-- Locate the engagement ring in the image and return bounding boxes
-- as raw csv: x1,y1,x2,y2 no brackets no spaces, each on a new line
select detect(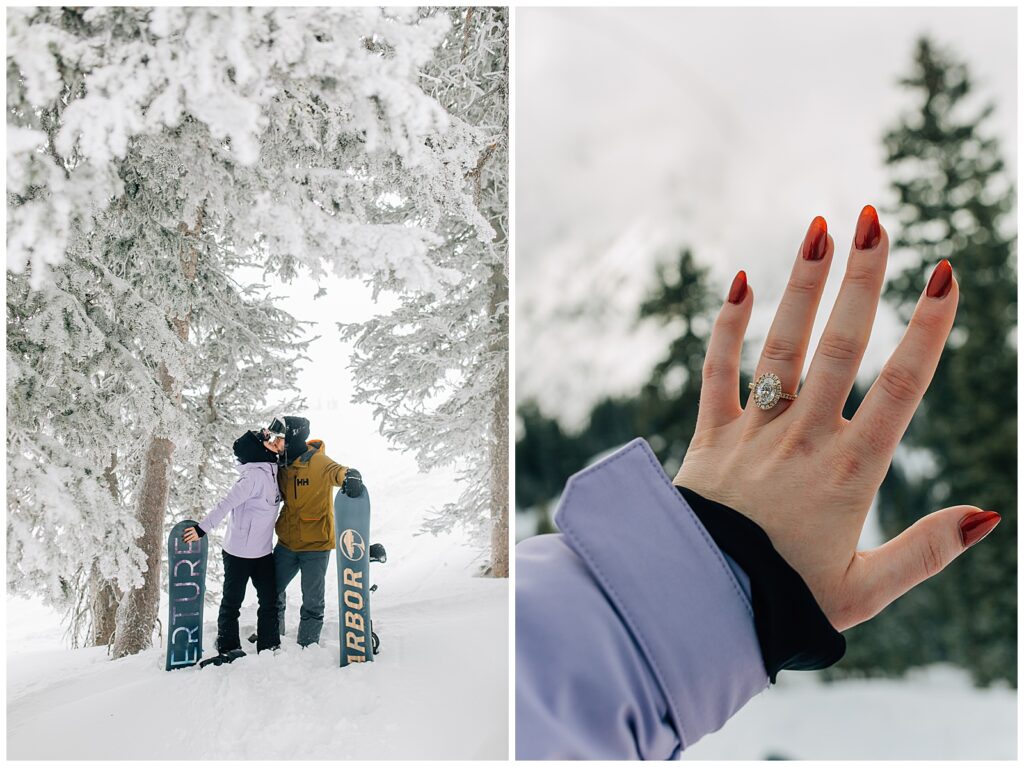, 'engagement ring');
748,372,798,411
